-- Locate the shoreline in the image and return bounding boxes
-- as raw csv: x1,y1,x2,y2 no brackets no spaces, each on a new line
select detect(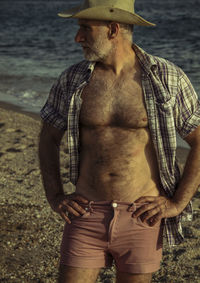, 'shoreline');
0,100,40,121
0,99,190,175
0,99,190,150
0,98,190,171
